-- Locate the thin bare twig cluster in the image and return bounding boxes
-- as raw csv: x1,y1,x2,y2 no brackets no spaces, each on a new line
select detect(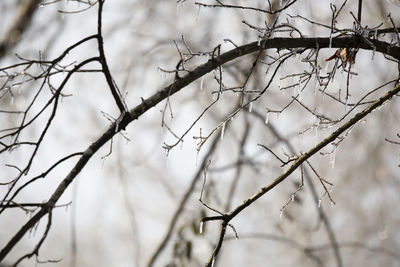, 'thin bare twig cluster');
0,0,399,266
